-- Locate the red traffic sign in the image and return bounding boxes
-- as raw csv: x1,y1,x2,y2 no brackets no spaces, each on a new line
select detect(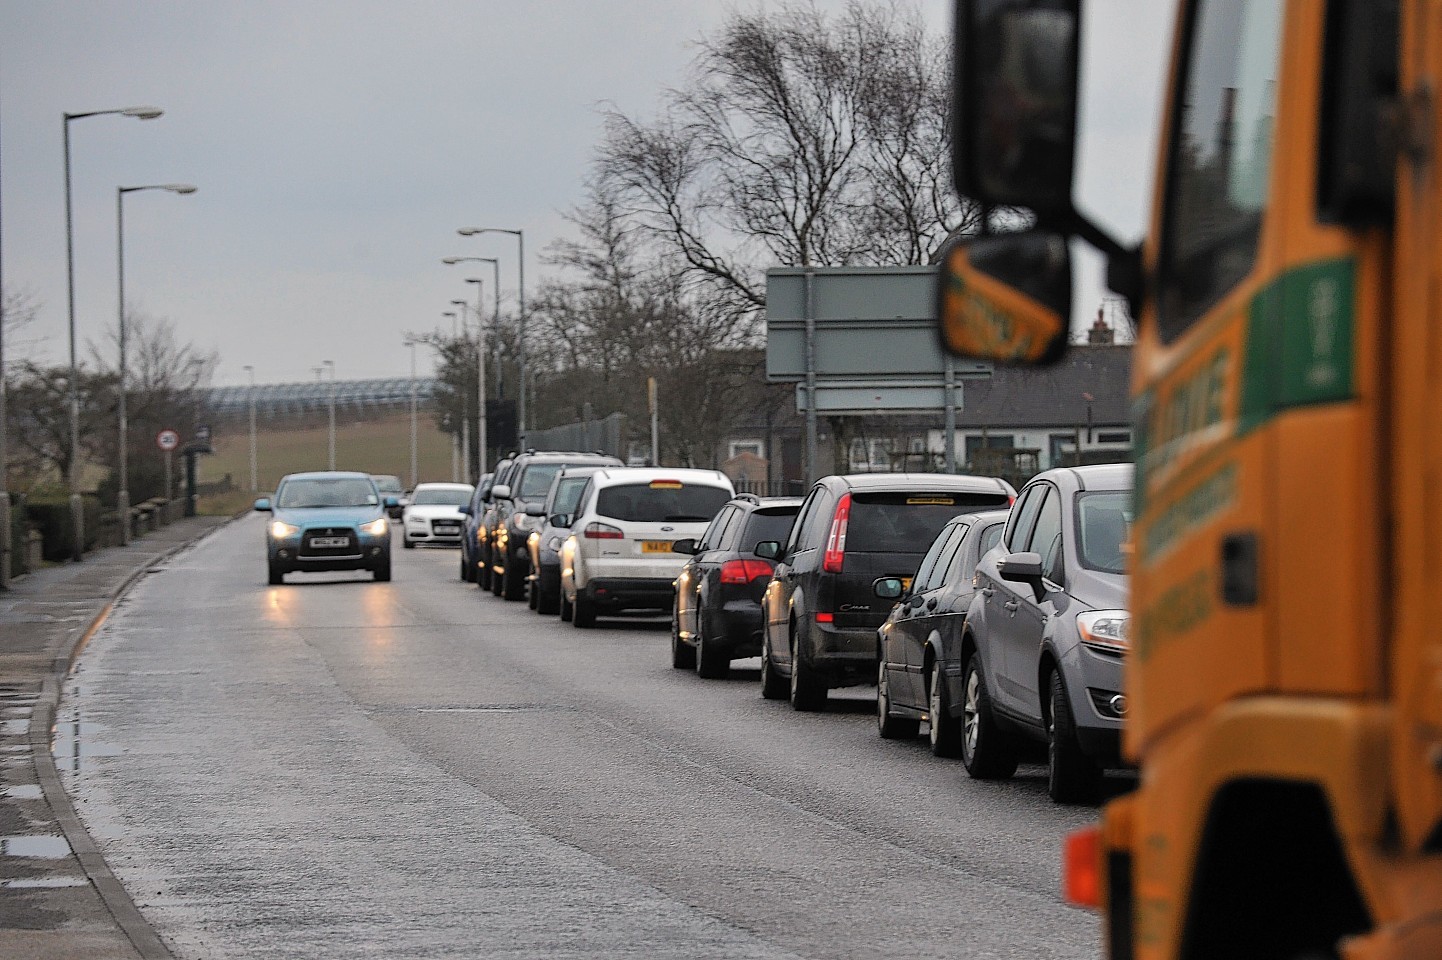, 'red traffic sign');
156,429,181,452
